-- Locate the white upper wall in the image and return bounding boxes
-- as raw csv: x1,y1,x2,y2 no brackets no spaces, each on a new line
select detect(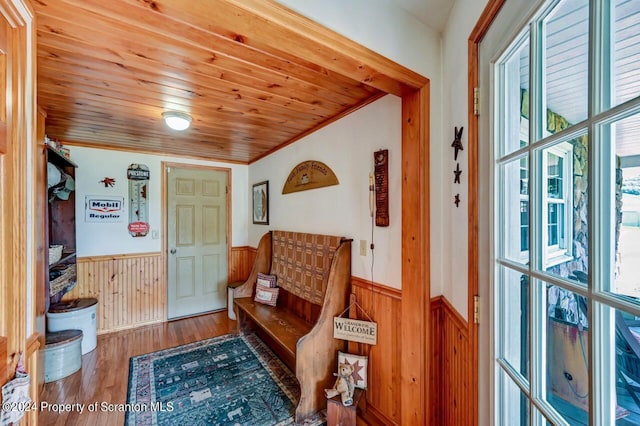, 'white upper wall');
249,95,402,288
70,146,249,257
440,0,490,319
273,0,443,292
276,0,440,78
